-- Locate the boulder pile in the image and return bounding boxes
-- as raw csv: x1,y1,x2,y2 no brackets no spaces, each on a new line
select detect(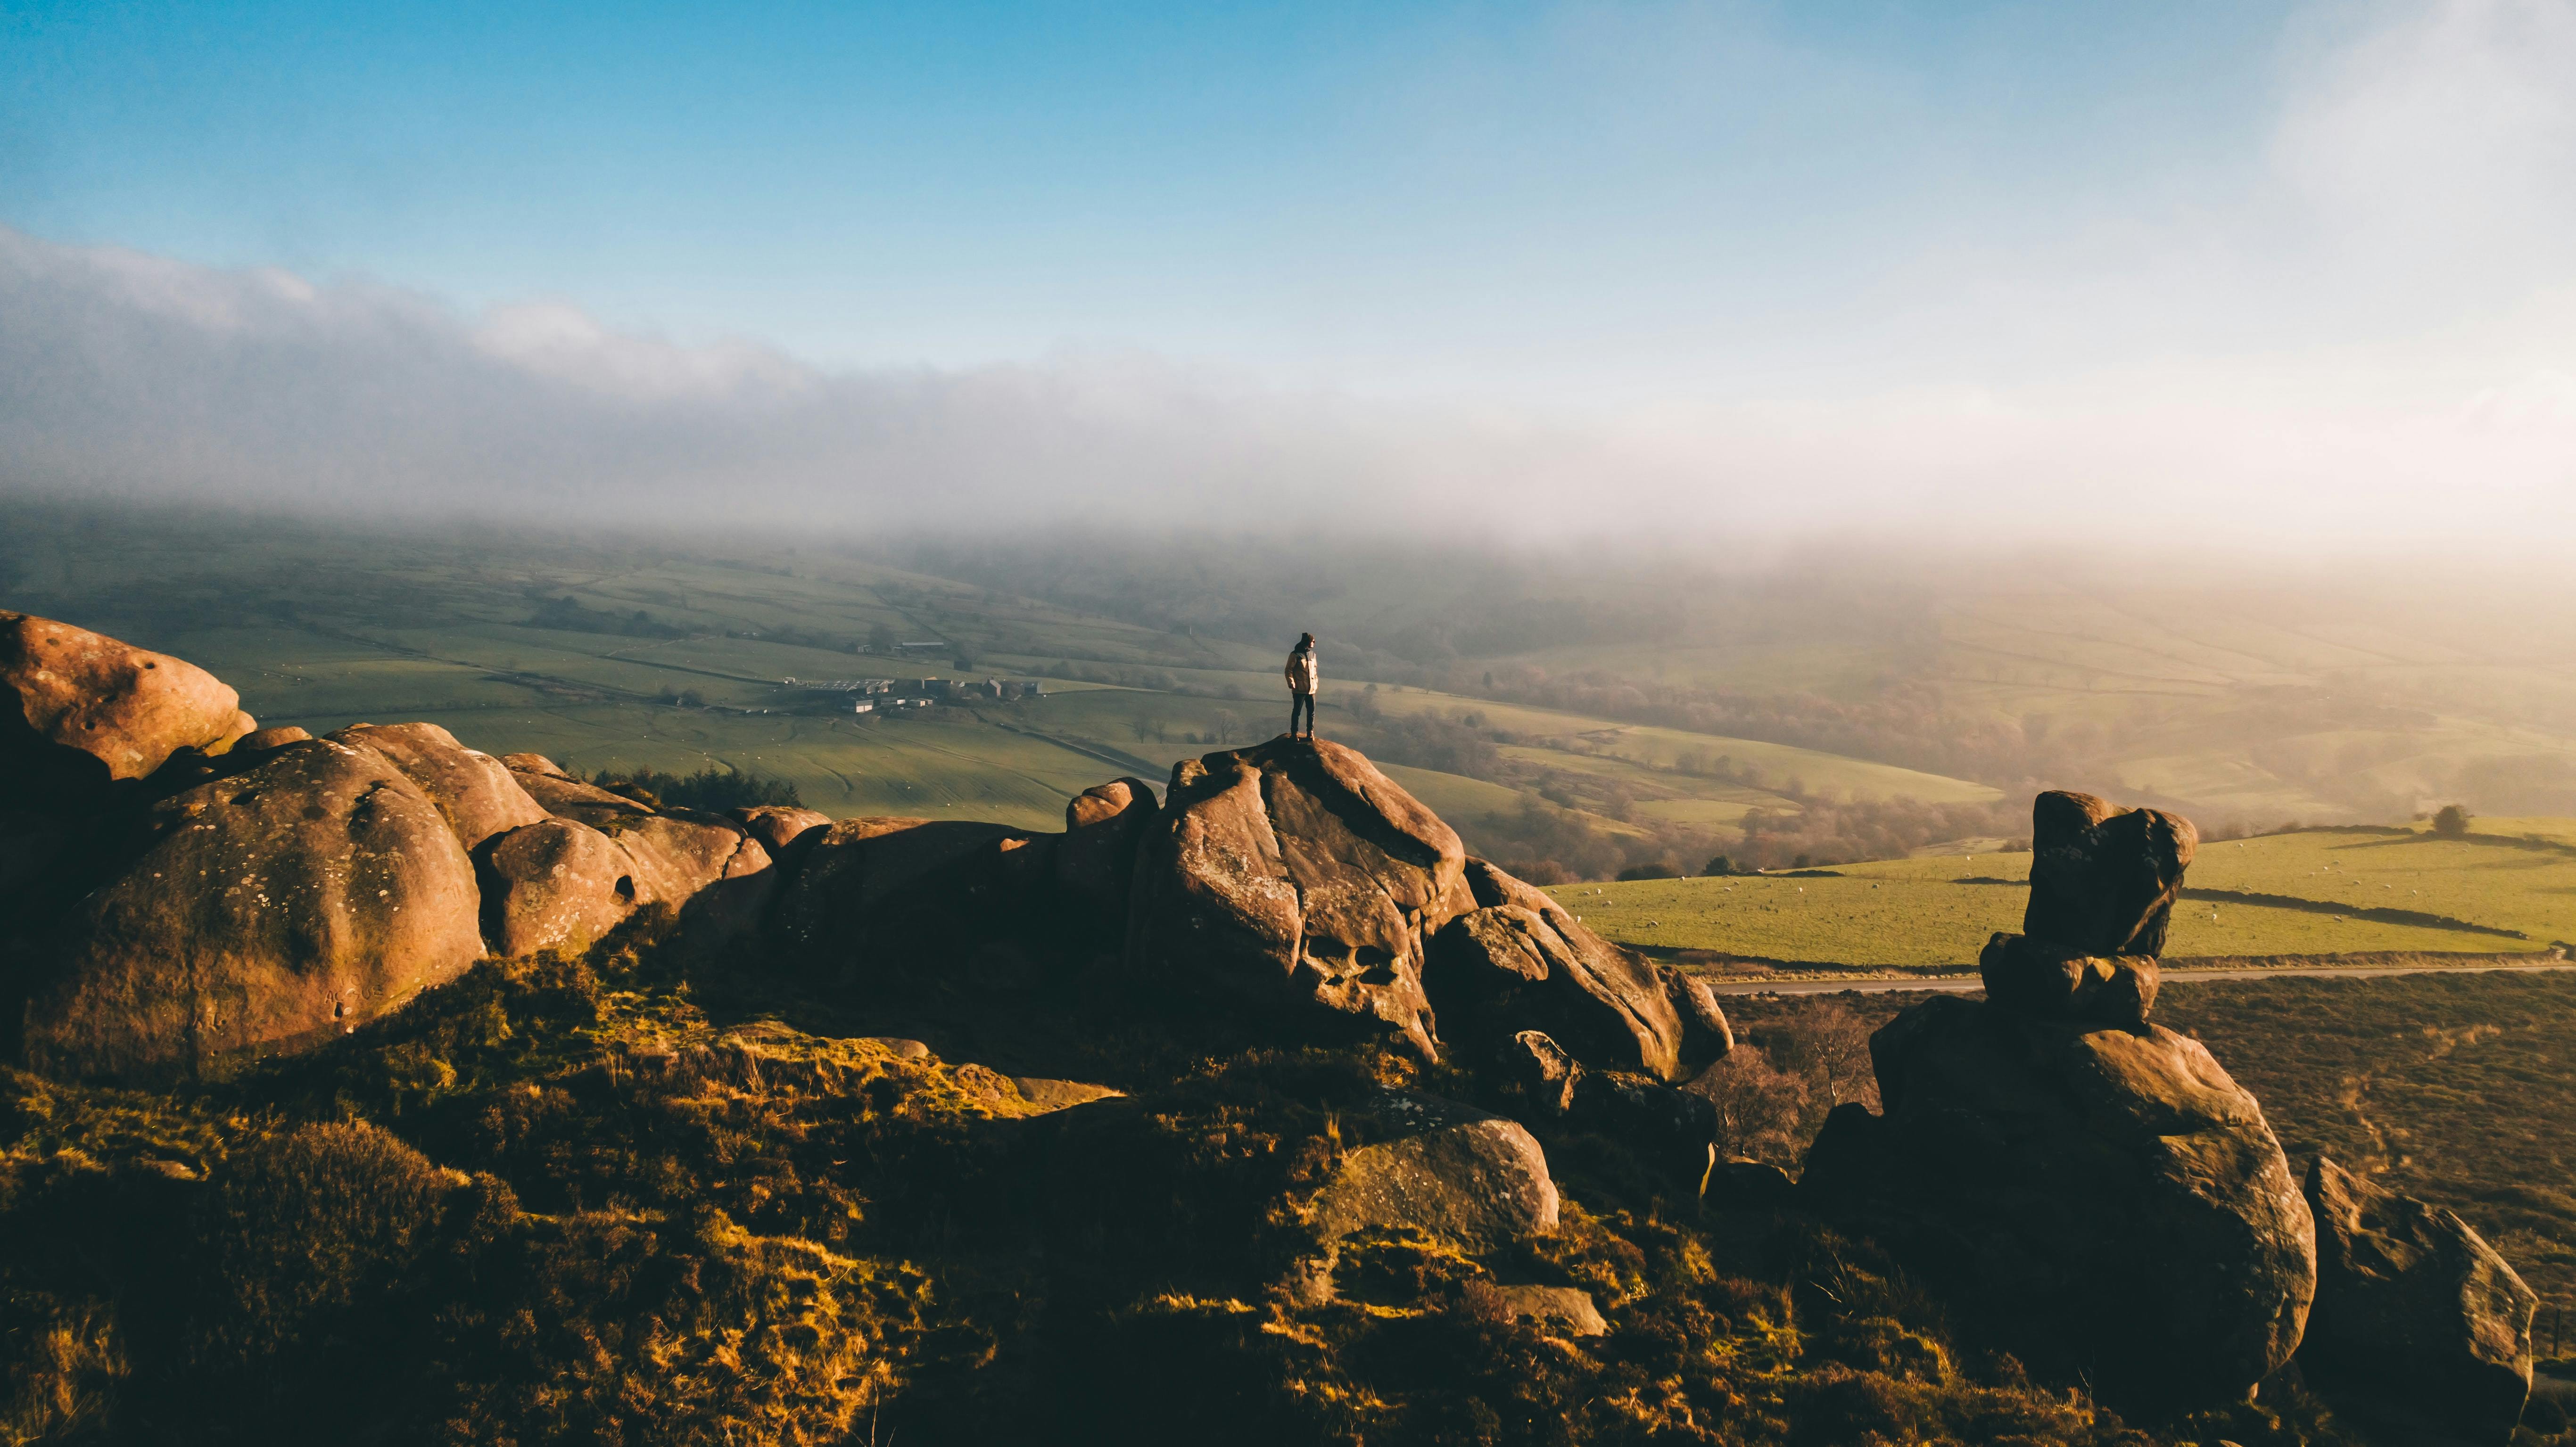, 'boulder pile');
1802,790,2317,1410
